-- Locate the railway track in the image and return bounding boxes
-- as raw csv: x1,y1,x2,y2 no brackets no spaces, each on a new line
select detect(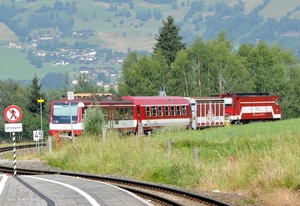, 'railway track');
0,144,231,206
